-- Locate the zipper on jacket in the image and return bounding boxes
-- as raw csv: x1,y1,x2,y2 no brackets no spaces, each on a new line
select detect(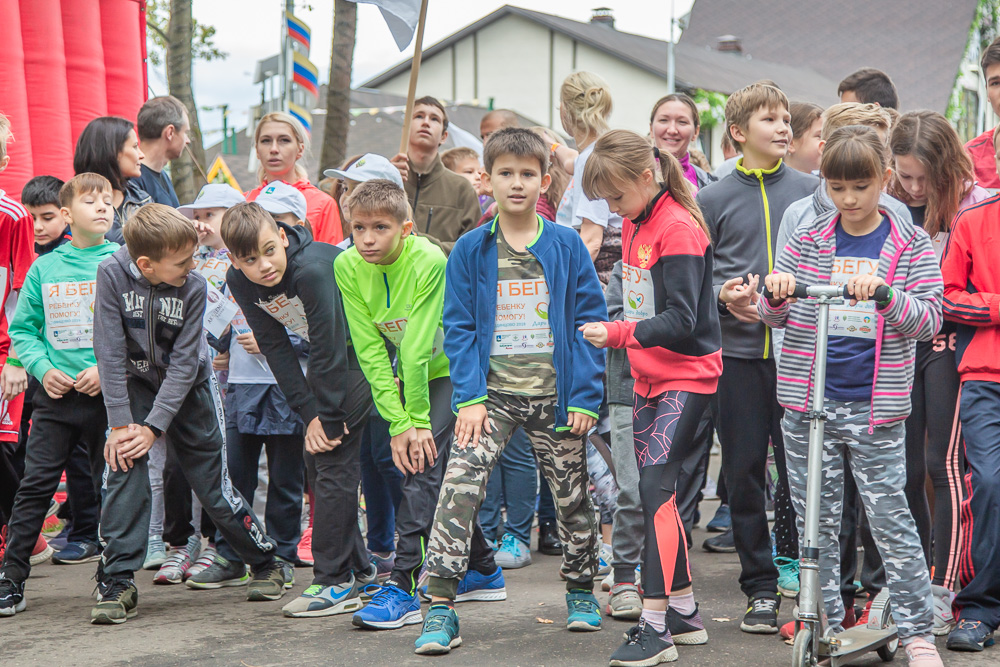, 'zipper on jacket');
146,285,163,385
383,272,391,309
413,173,424,216
755,172,774,360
